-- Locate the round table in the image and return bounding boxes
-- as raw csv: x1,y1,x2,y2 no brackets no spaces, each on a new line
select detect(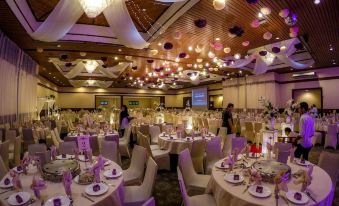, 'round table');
158,132,215,154
206,157,333,206
0,158,124,206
